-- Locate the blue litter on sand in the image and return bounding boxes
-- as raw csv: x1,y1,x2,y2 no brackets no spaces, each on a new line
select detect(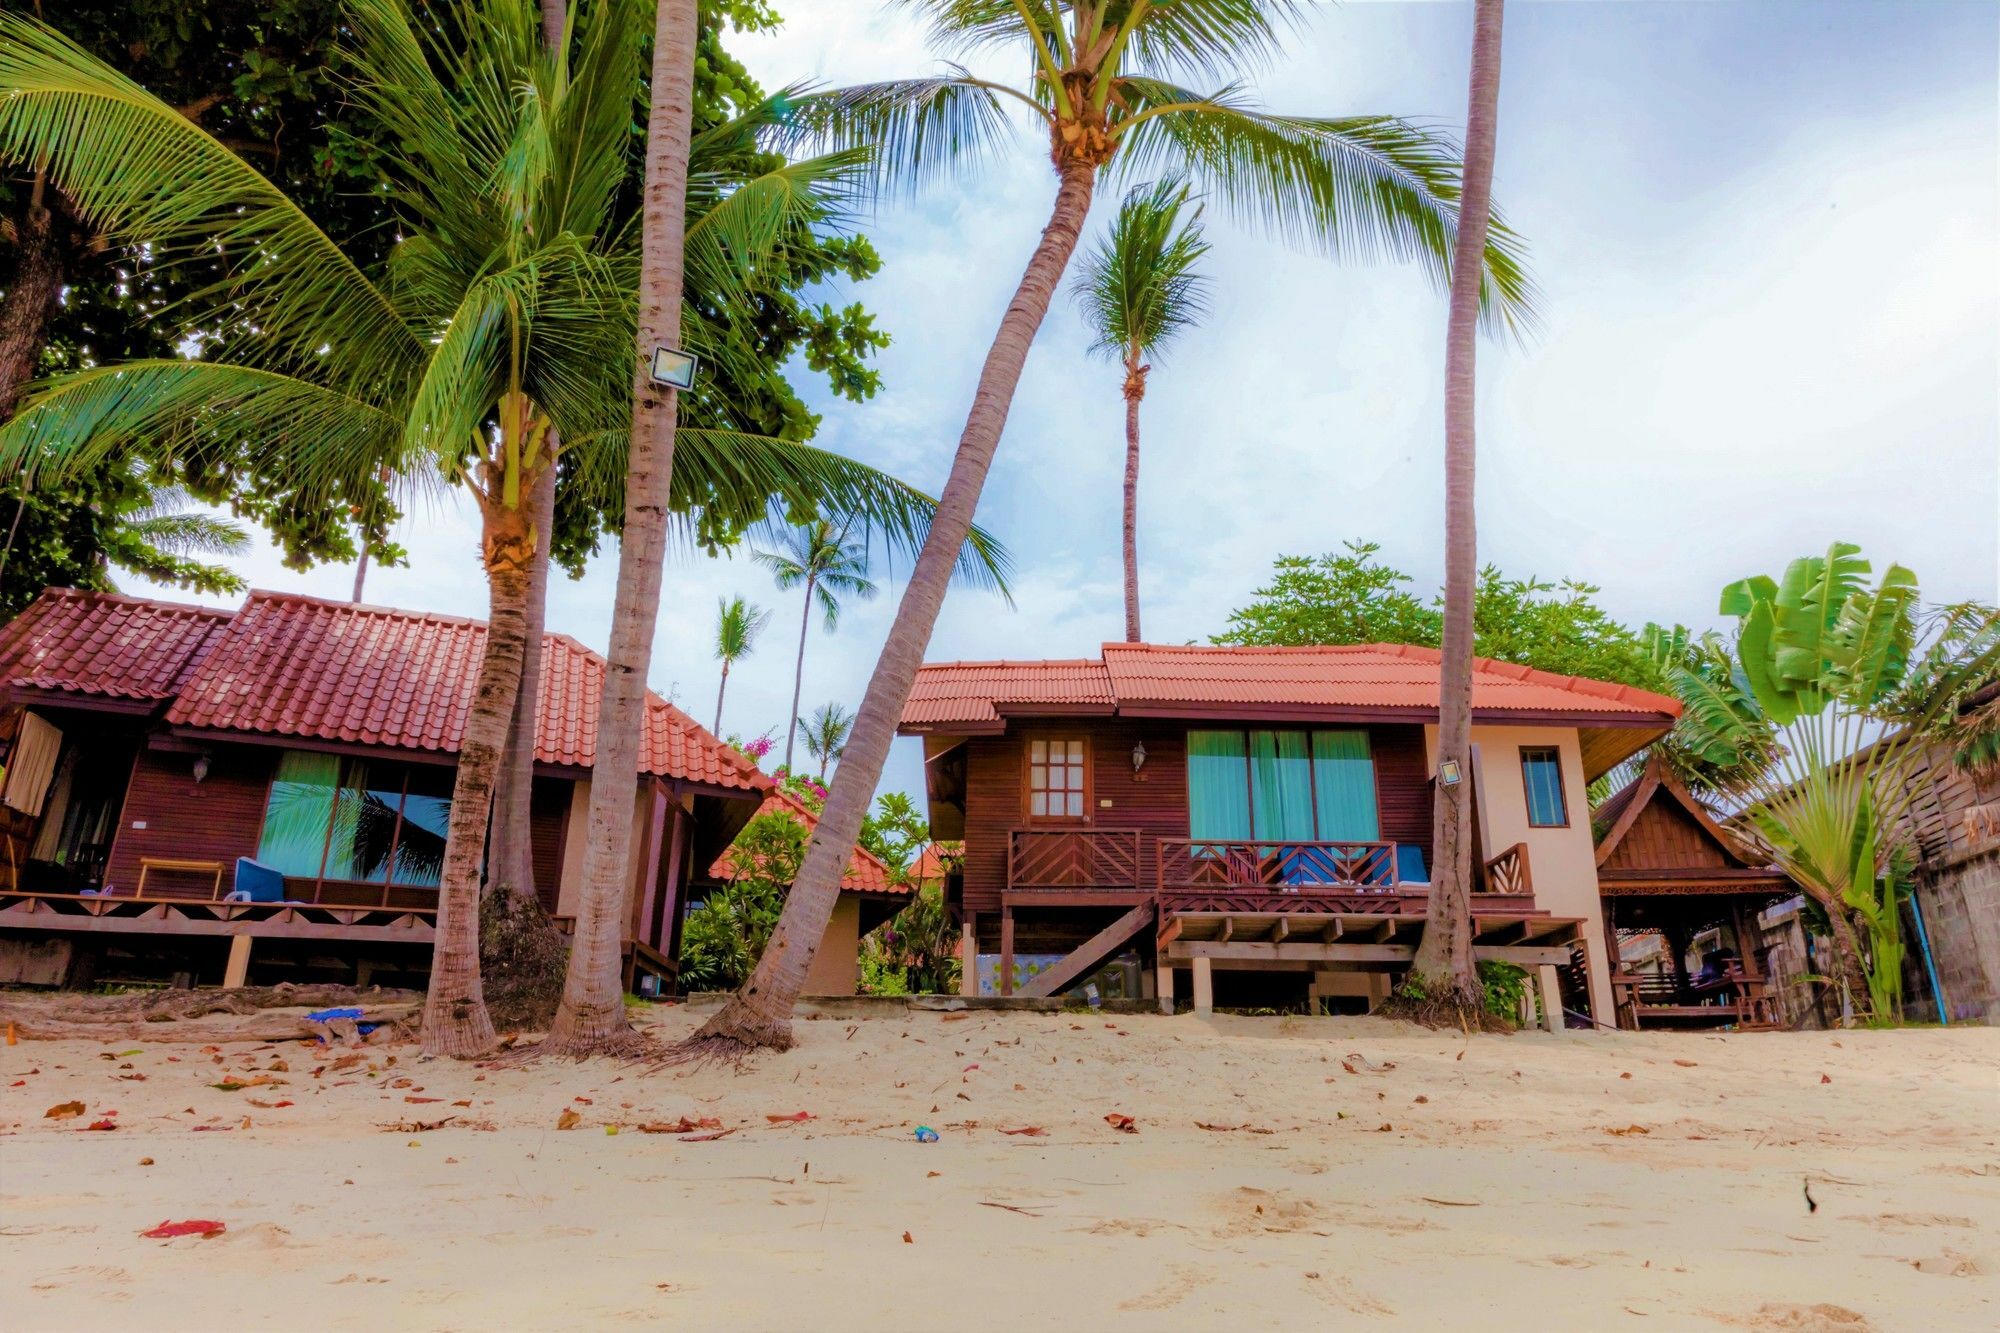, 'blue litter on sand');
914,1126,939,1143
305,1007,365,1023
